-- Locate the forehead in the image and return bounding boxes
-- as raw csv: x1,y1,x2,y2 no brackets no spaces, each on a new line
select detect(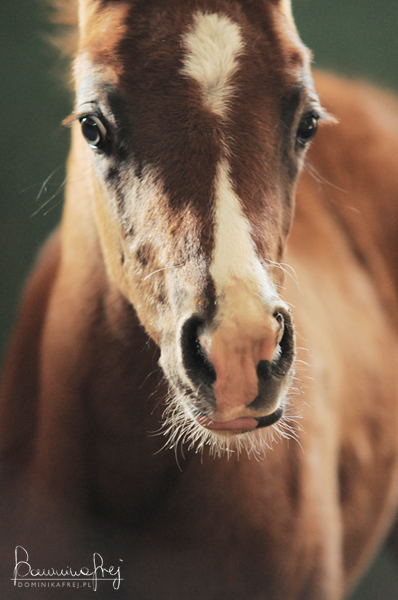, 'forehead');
77,0,311,91
76,0,315,174
75,1,317,227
